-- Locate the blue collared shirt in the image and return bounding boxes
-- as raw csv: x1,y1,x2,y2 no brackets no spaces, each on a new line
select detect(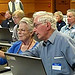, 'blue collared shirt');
60,24,75,40
23,30,75,75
